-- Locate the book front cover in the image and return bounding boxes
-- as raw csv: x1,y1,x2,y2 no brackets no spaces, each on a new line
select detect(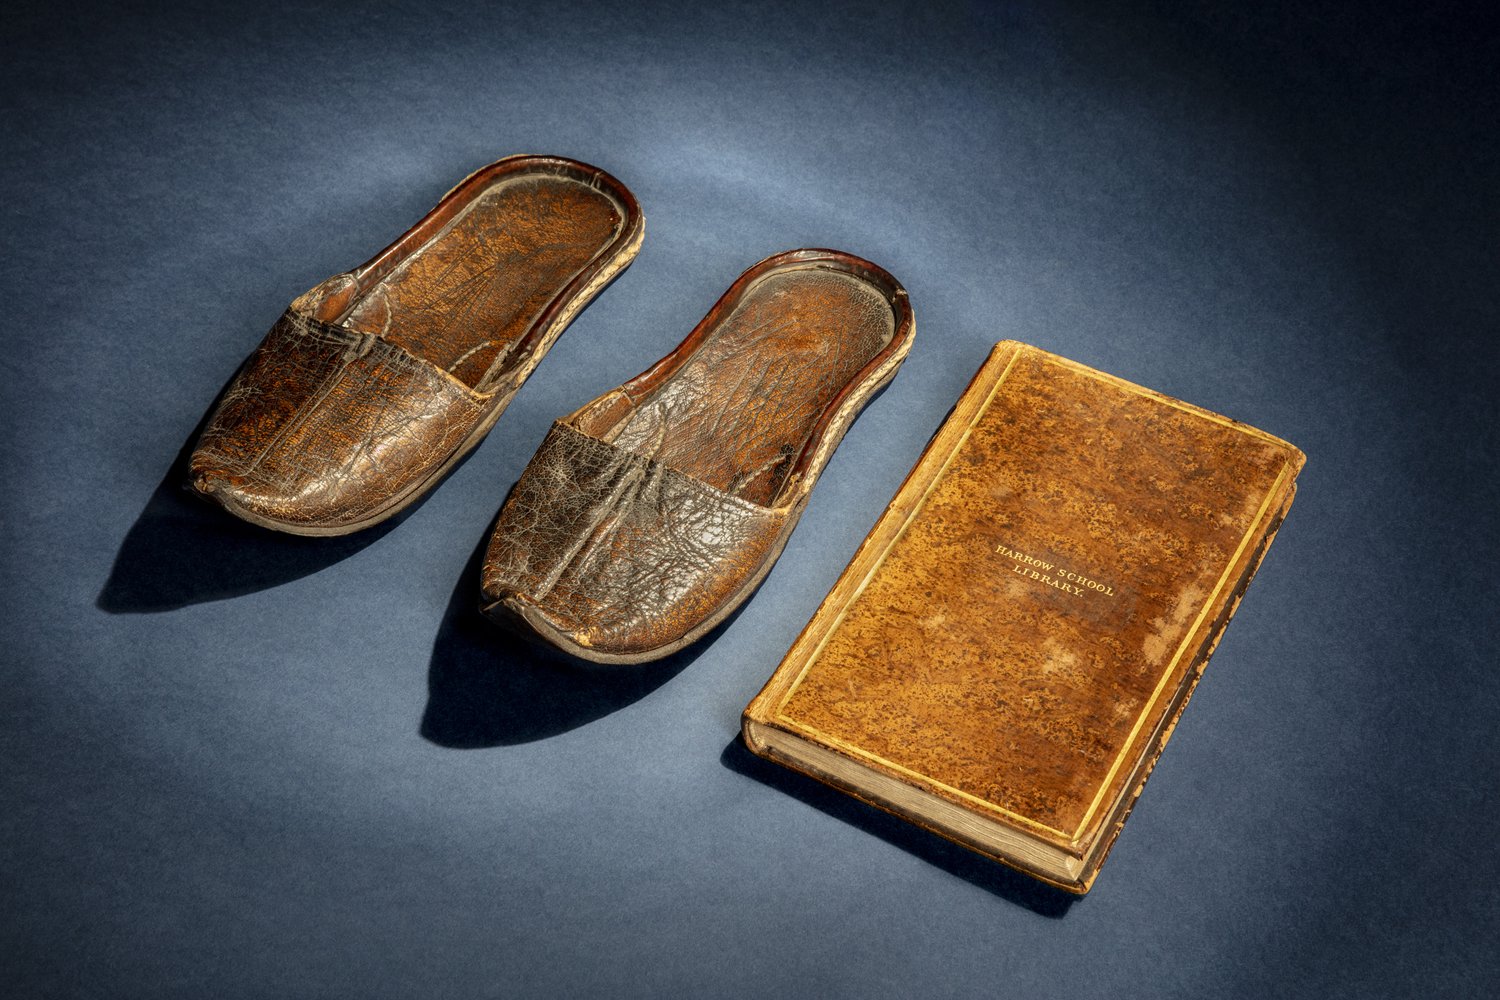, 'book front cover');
769,343,1300,853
